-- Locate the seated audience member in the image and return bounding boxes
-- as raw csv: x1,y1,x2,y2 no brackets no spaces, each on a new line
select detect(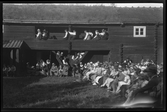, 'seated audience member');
36,29,42,40
36,62,41,71
10,65,16,77
80,62,84,75
115,70,131,94
58,65,63,77
6,65,11,77
3,64,7,76
26,62,31,74
45,59,51,76
40,60,46,70
50,63,59,76
123,65,160,105
62,64,68,77
110,69,125,93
